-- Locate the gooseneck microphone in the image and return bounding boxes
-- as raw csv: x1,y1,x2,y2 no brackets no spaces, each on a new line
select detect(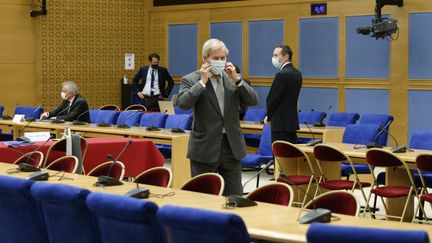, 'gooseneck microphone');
7,137,52,173
170,116,191,133
117,110,141,129
51,105,70,124
313,105,332,127
124,166,150,199
298,187,332,224
146,110,168,131
96,110,115,127
366,120,393,149
304,122,322,146
72,109,90,125
96,140,133,186
383,127,408,153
